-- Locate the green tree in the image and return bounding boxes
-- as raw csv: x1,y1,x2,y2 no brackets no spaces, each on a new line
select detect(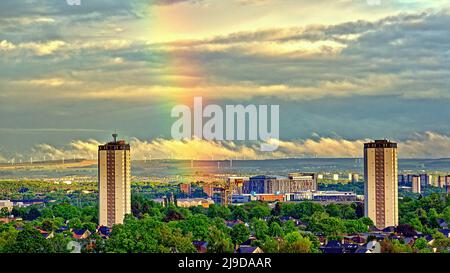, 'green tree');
343,219,368,234
249,205,270,219
281,232,313,253
413,237,428,251
207,205,232,220
269,222,284,238
231,206,248,222
381,239,412,253
260,237,281,253
282,220,297,234
0,227,18,253
0,208,9,217
206,226,234,253
231,223,250,247
106,216,195,253
250,218,269,240
180,214,211,241
4,226,53,253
